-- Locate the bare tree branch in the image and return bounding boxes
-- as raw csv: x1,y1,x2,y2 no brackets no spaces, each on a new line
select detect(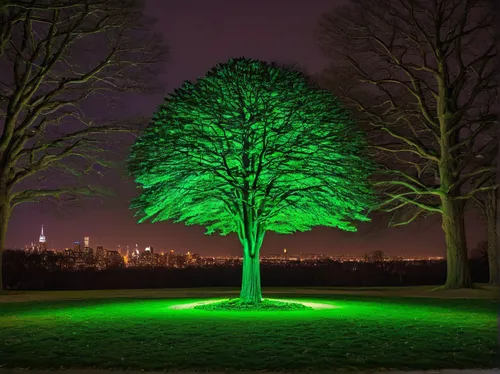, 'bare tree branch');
317,0,498,288
0,0,168,289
